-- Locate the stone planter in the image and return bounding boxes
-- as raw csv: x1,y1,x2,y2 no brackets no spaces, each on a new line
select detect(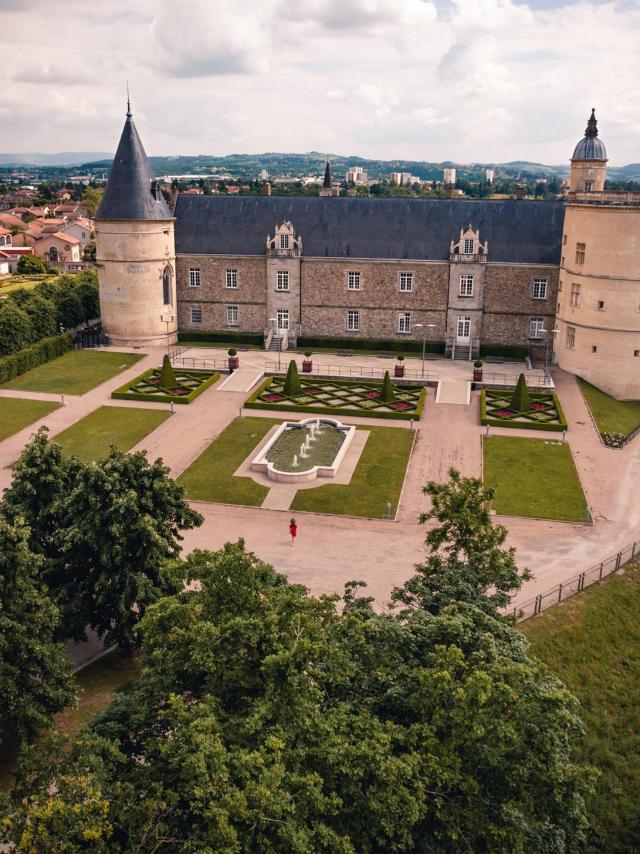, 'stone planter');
302,360,313,373
394,364,405,378
228,356,239,370
473,368,483,381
